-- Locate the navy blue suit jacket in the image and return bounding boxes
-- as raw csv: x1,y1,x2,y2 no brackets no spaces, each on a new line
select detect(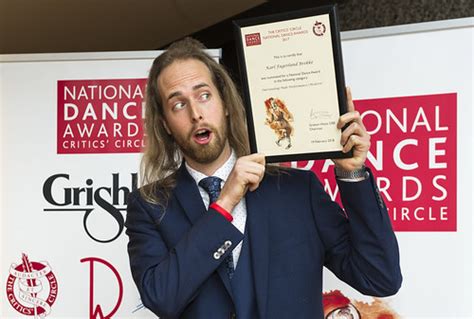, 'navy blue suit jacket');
125,165,402,318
